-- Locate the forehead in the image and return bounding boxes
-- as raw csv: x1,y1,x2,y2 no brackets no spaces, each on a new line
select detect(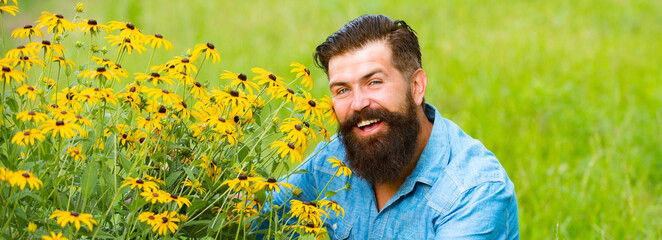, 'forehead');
328,41,394,84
